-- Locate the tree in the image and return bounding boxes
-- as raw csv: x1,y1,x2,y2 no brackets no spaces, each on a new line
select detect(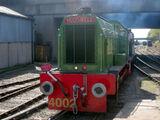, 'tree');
148,29,160,41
